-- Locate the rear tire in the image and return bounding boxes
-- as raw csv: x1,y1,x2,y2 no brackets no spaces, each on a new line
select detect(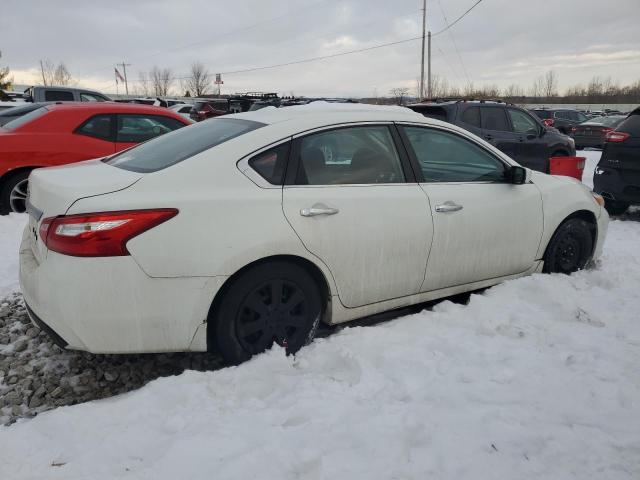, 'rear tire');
212,261,322,364
0,171,30,214
604,199,629,216
543,218,593,274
